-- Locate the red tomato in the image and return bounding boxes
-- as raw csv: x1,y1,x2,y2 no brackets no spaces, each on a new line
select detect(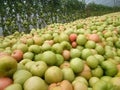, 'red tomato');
0,77,13,90
11,50,23,62
72,41,77,48
69,34,77,42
